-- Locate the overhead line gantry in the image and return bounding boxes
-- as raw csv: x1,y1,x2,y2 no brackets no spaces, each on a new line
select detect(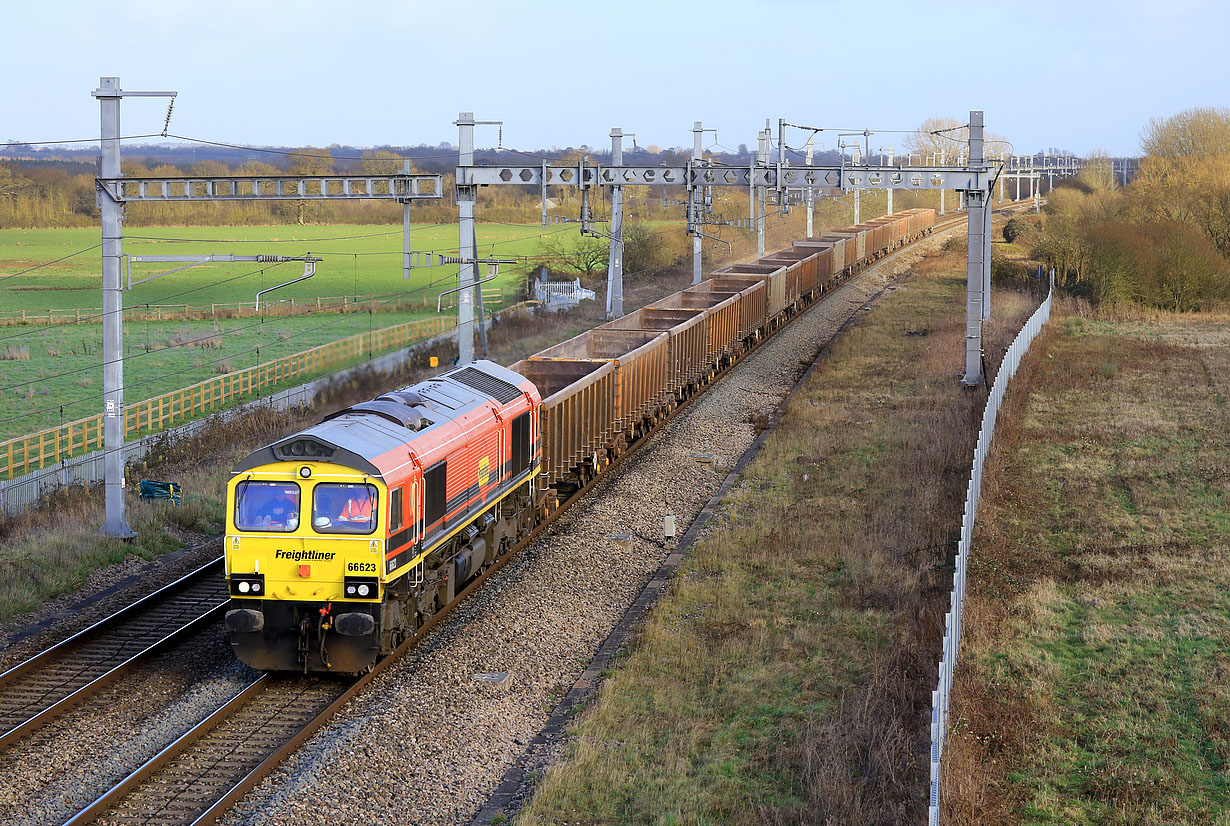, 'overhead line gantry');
455,109,998,388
